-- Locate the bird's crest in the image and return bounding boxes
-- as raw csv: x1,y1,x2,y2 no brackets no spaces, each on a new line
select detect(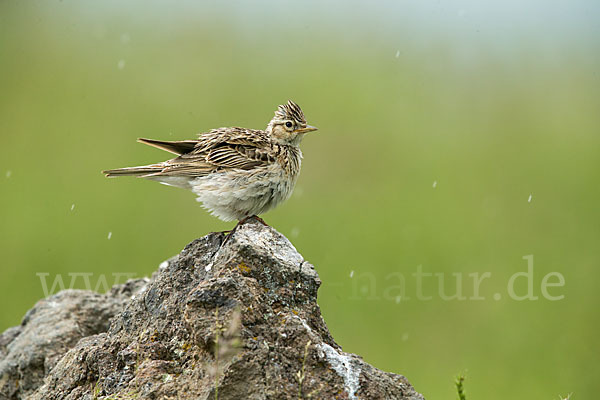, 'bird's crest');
274,100,306,125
